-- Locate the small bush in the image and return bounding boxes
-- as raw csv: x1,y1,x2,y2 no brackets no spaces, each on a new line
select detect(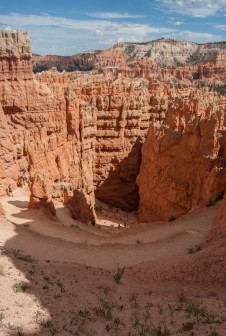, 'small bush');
113,265,125,284
94,294,116,320
177,290,188,304
13,282,27,293
57,280,65,293
185,298,206,324
151,322,171,336
129,294,139,309
182,321,194,331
